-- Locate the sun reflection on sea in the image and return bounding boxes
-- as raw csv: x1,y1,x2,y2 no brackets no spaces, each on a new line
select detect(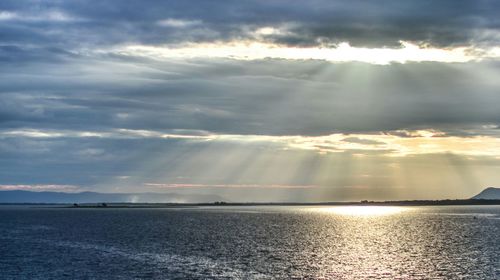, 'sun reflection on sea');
311,206,410,217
